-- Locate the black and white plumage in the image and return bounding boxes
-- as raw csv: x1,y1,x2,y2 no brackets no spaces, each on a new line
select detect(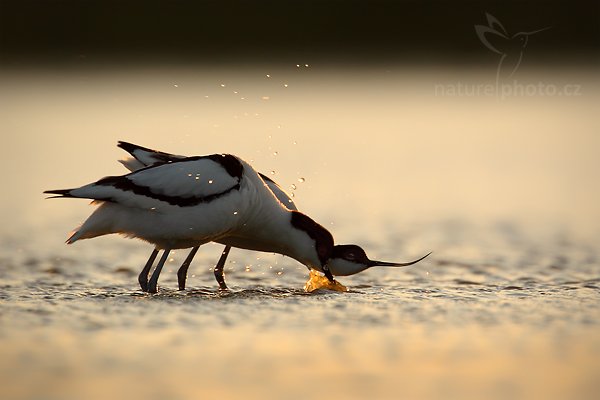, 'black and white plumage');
116,141,298,291
45,142,430,293
46,142,334,292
